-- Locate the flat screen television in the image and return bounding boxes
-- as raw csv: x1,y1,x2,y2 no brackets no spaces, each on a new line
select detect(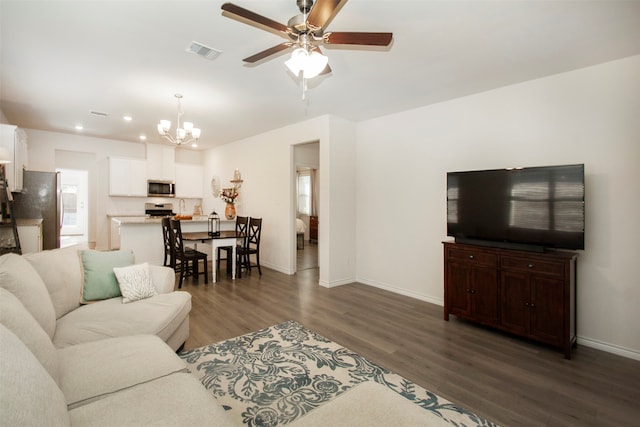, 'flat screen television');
447,164,585,251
